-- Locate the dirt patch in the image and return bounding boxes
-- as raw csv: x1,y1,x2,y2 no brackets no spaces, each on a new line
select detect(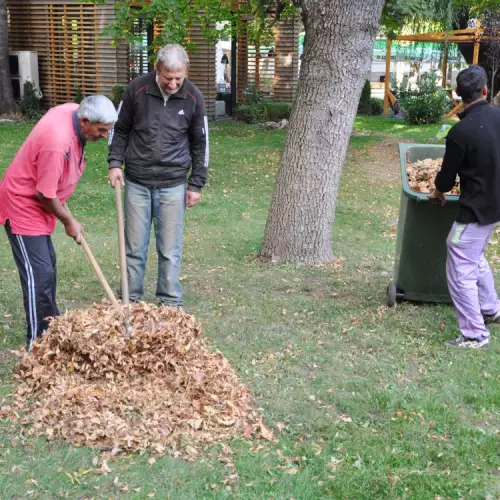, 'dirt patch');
359,140,410,182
